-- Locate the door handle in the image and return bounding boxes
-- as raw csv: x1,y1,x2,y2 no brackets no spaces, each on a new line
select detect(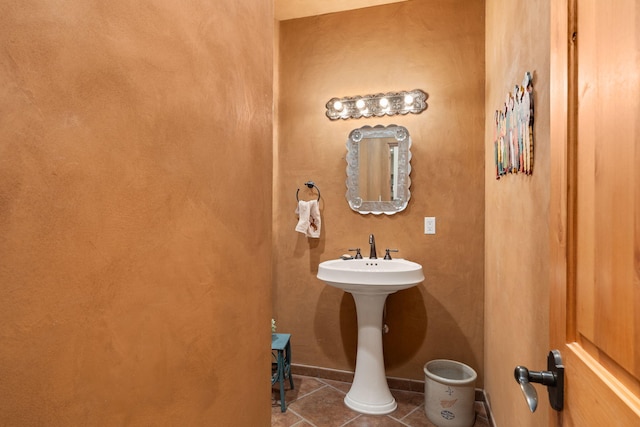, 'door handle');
514,350,564,412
